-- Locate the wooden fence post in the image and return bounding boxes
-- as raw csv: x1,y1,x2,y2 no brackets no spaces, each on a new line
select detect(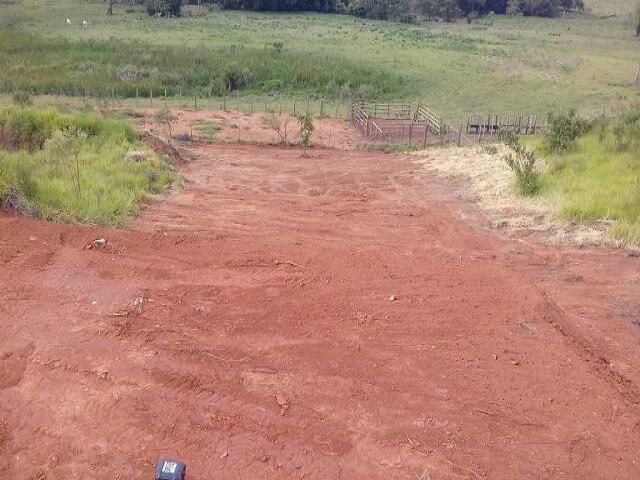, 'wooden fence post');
423,122,428,148
150,88,153,106
458,125,463,147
